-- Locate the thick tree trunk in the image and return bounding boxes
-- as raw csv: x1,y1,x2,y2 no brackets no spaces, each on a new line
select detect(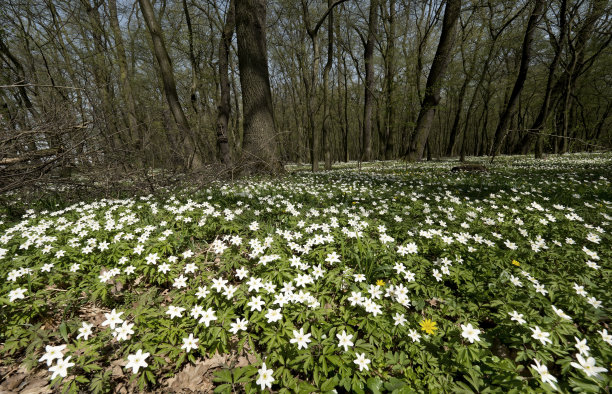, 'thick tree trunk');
138,0,202,170
405,0,461,161
235,0,282,173
489,0,546,161
216,0,235,166
361,0,378,162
